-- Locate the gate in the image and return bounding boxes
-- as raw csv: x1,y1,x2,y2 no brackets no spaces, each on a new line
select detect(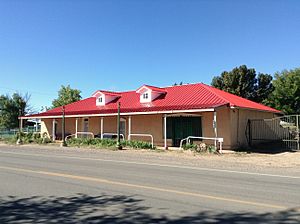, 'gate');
246,115,300,151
